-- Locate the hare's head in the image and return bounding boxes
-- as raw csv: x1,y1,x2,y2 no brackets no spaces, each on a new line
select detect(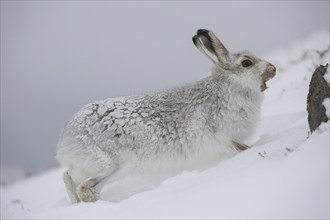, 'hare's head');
193,29,276,91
